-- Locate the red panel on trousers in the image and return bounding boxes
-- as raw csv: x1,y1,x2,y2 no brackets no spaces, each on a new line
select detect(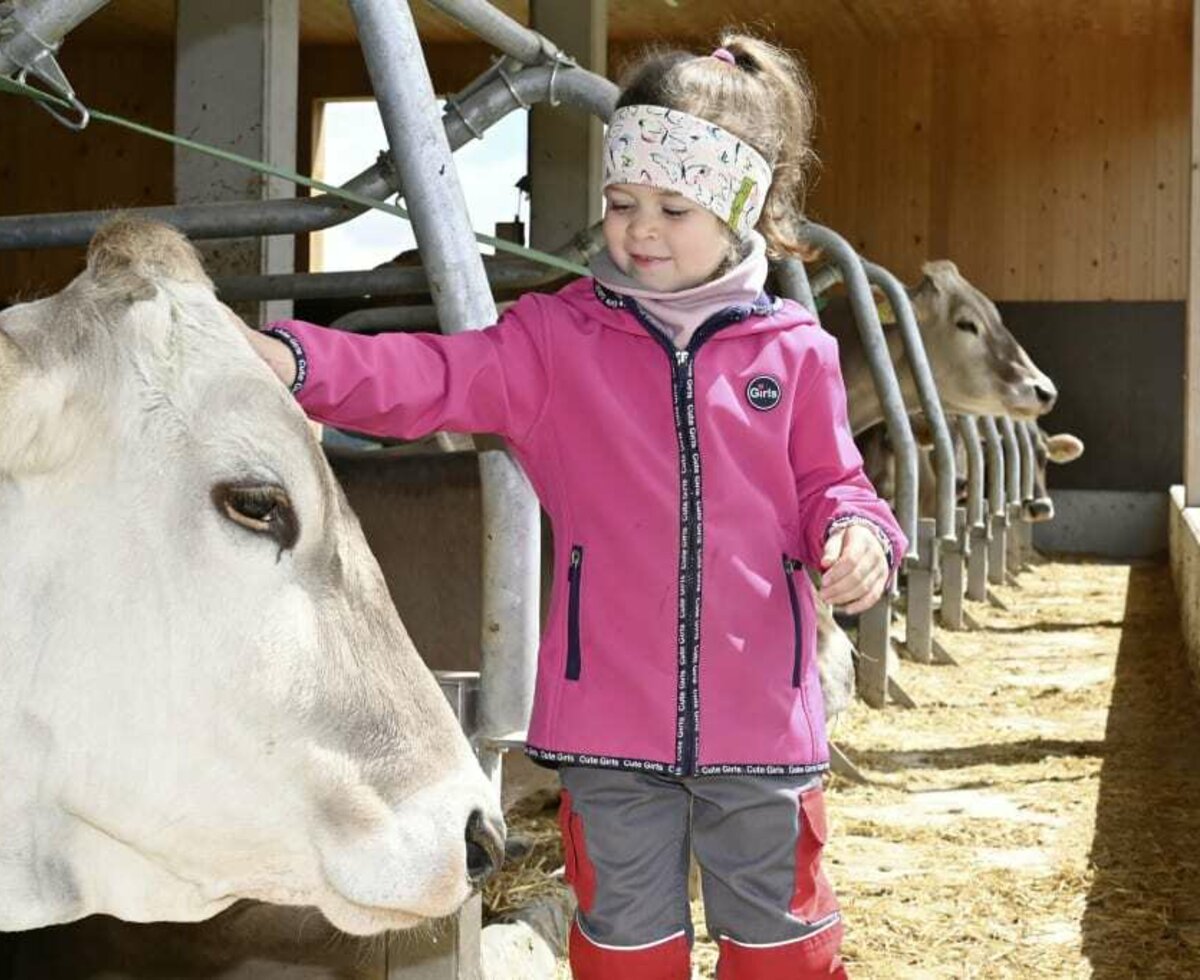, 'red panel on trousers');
790,786,839,923
558,790,597,912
